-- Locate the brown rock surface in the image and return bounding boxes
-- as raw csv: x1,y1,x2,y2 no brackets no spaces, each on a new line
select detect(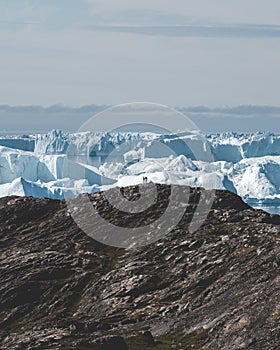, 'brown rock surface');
0,185,279,349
